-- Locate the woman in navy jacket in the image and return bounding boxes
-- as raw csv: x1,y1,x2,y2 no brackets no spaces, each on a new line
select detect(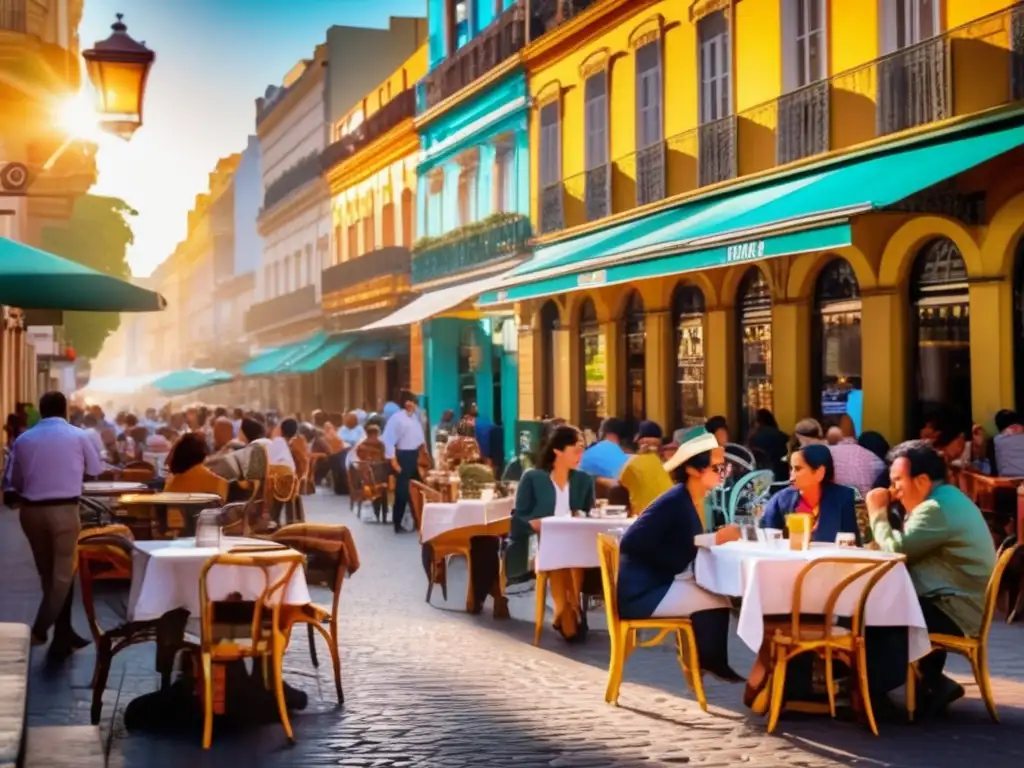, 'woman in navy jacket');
617,427,743,682
760,443,860,544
